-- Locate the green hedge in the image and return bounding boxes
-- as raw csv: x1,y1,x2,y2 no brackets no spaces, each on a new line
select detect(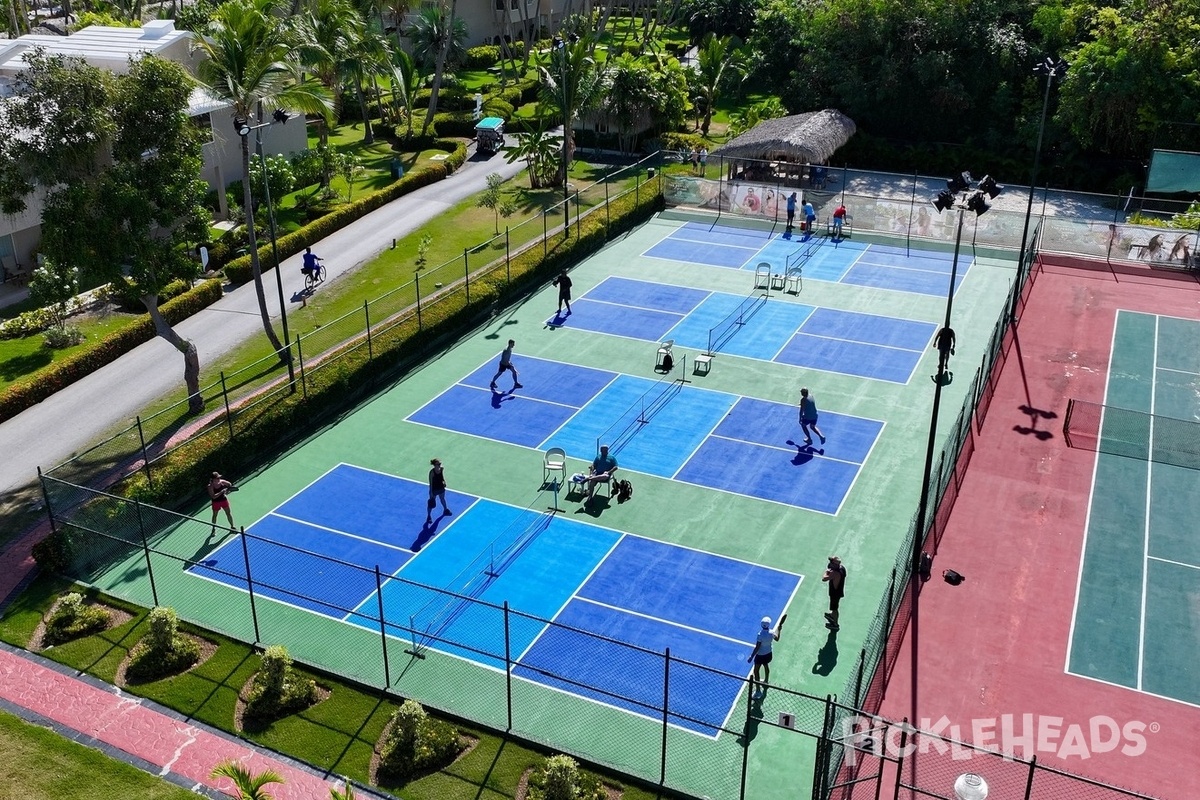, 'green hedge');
0,278,225,424
224,140,468,285
464,45,501,69
116,185,664,511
